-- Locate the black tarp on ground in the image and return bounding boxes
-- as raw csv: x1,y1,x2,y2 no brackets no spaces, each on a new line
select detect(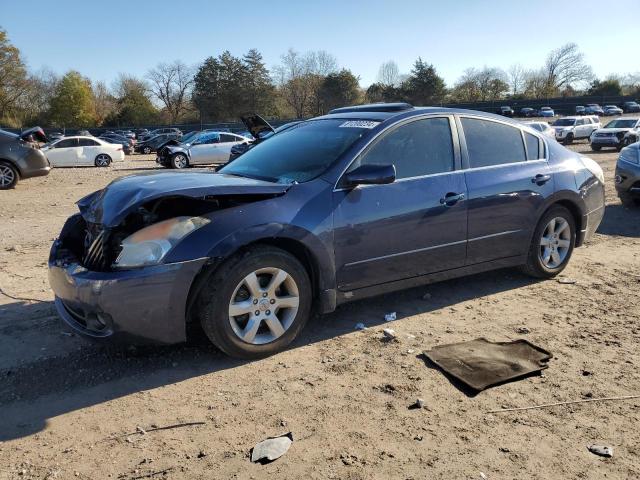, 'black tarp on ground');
423,338,552,393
